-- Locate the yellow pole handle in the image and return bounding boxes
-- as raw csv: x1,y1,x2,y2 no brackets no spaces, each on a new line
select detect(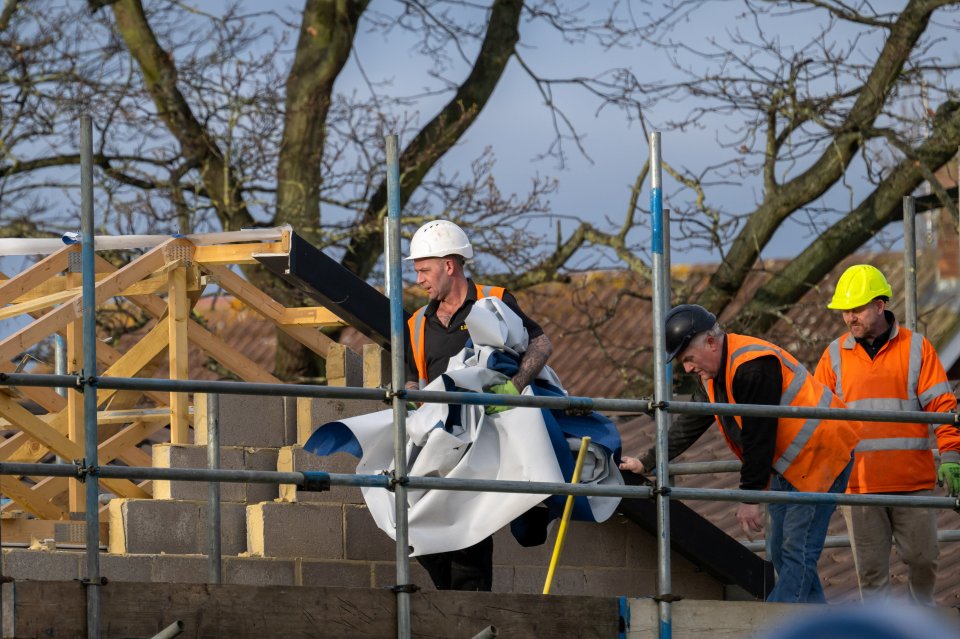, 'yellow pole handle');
543,436,591,595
